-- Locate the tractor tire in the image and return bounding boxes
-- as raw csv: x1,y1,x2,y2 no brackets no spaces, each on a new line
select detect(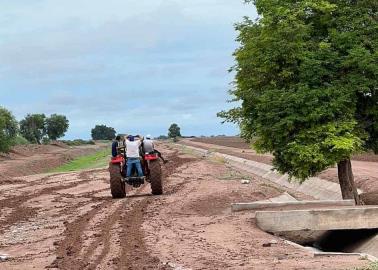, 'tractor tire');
149,160,163,195
109,163,126,199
